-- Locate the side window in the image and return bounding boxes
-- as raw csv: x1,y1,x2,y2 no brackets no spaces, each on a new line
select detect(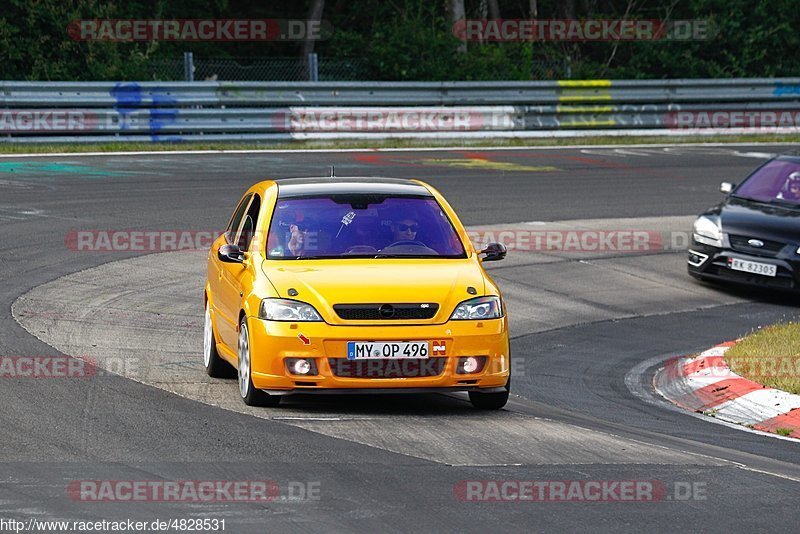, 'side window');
226,194,252,244
236,194,261,251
